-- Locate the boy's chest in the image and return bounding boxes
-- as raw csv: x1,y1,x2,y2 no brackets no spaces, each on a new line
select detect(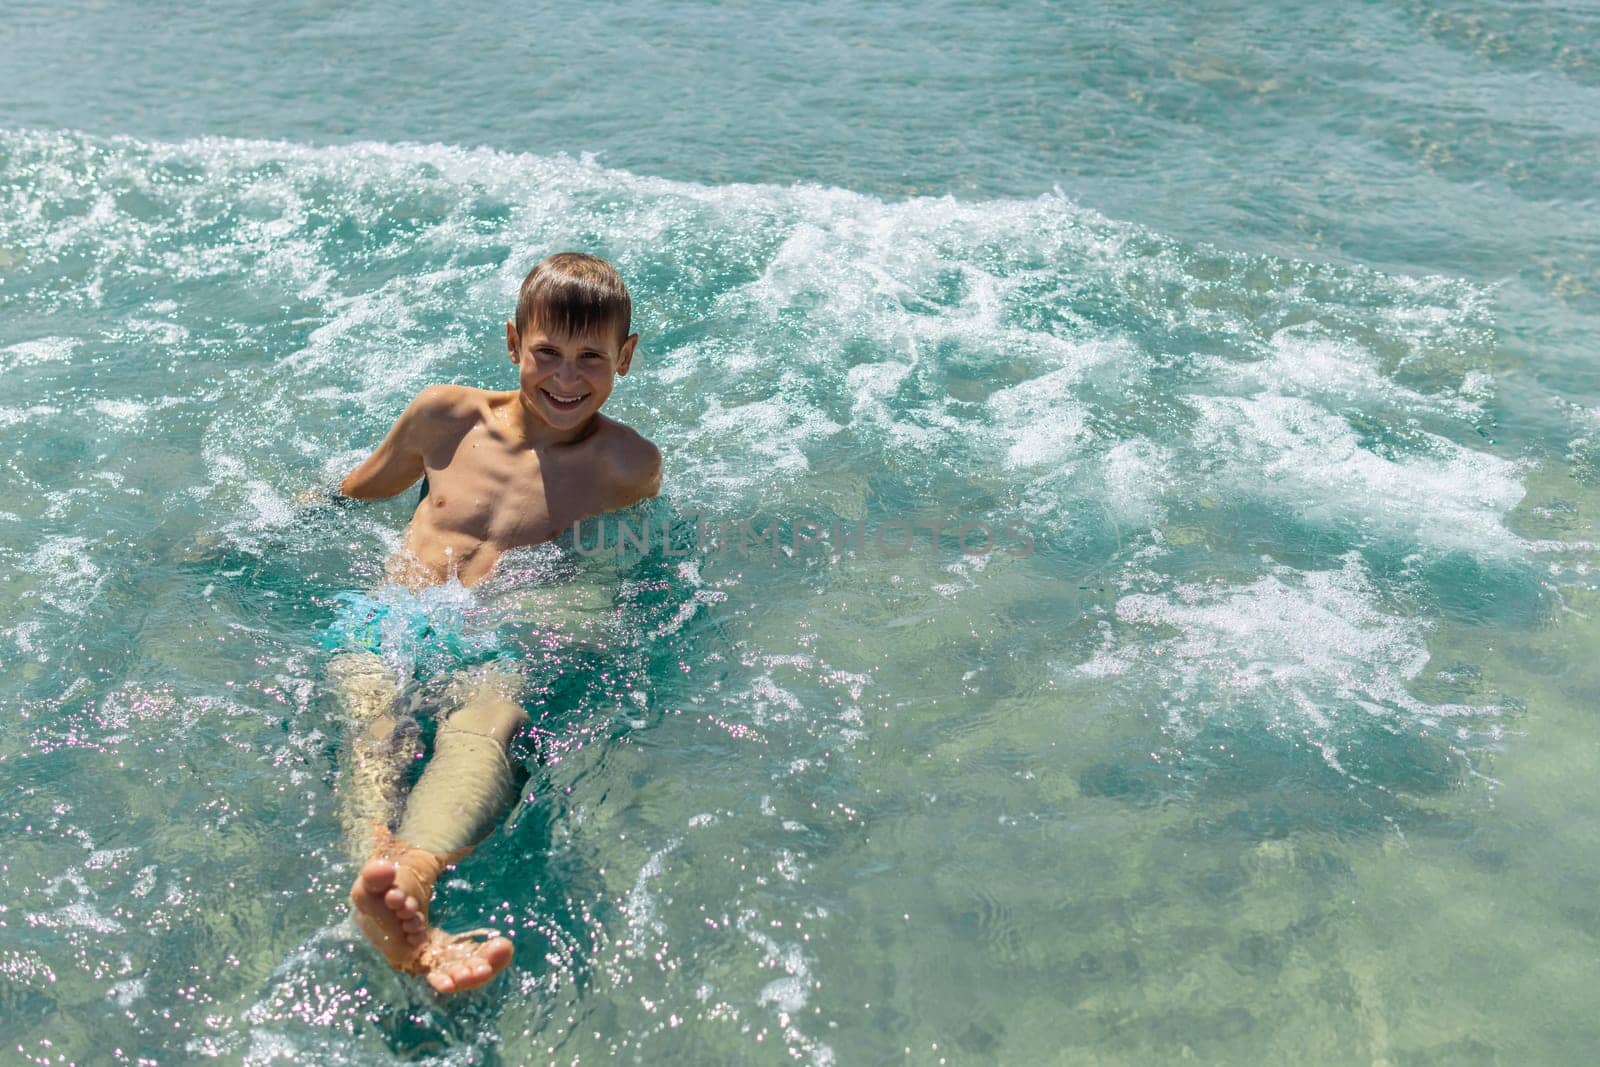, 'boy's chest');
419,434,609,546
